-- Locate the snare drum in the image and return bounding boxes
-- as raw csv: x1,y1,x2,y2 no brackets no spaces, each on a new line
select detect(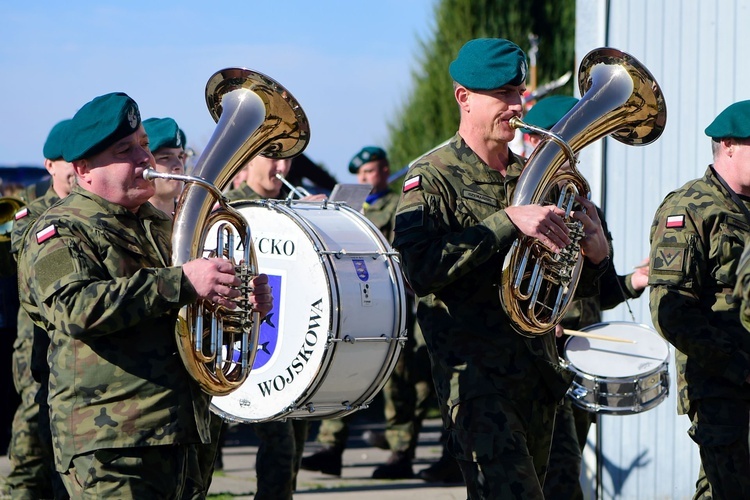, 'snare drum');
208,200,406,423
563,321,670,415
